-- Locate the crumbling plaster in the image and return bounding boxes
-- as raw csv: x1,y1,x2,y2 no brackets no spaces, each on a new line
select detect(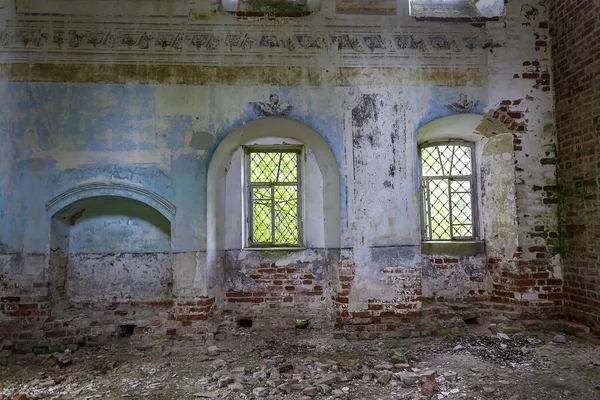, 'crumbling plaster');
0,0,562,342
